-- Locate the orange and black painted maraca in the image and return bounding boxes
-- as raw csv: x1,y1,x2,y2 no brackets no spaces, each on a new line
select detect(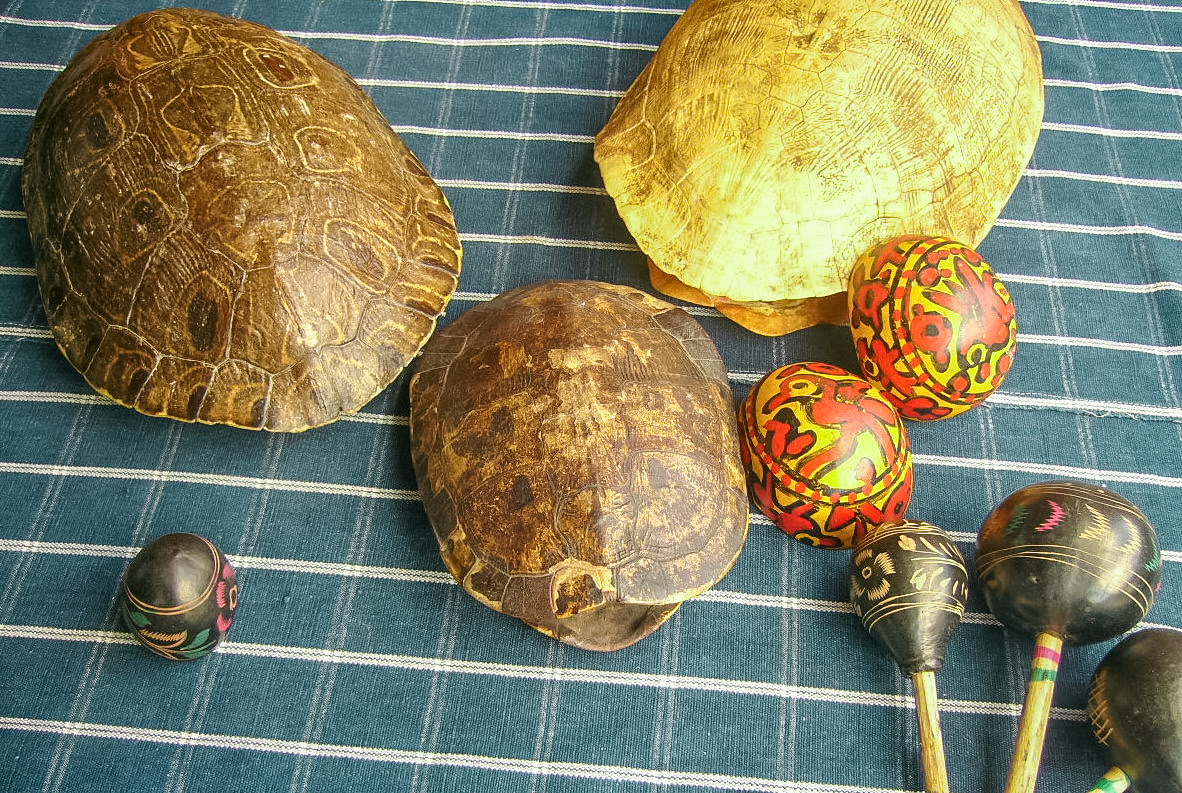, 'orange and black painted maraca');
976,480,1162,793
